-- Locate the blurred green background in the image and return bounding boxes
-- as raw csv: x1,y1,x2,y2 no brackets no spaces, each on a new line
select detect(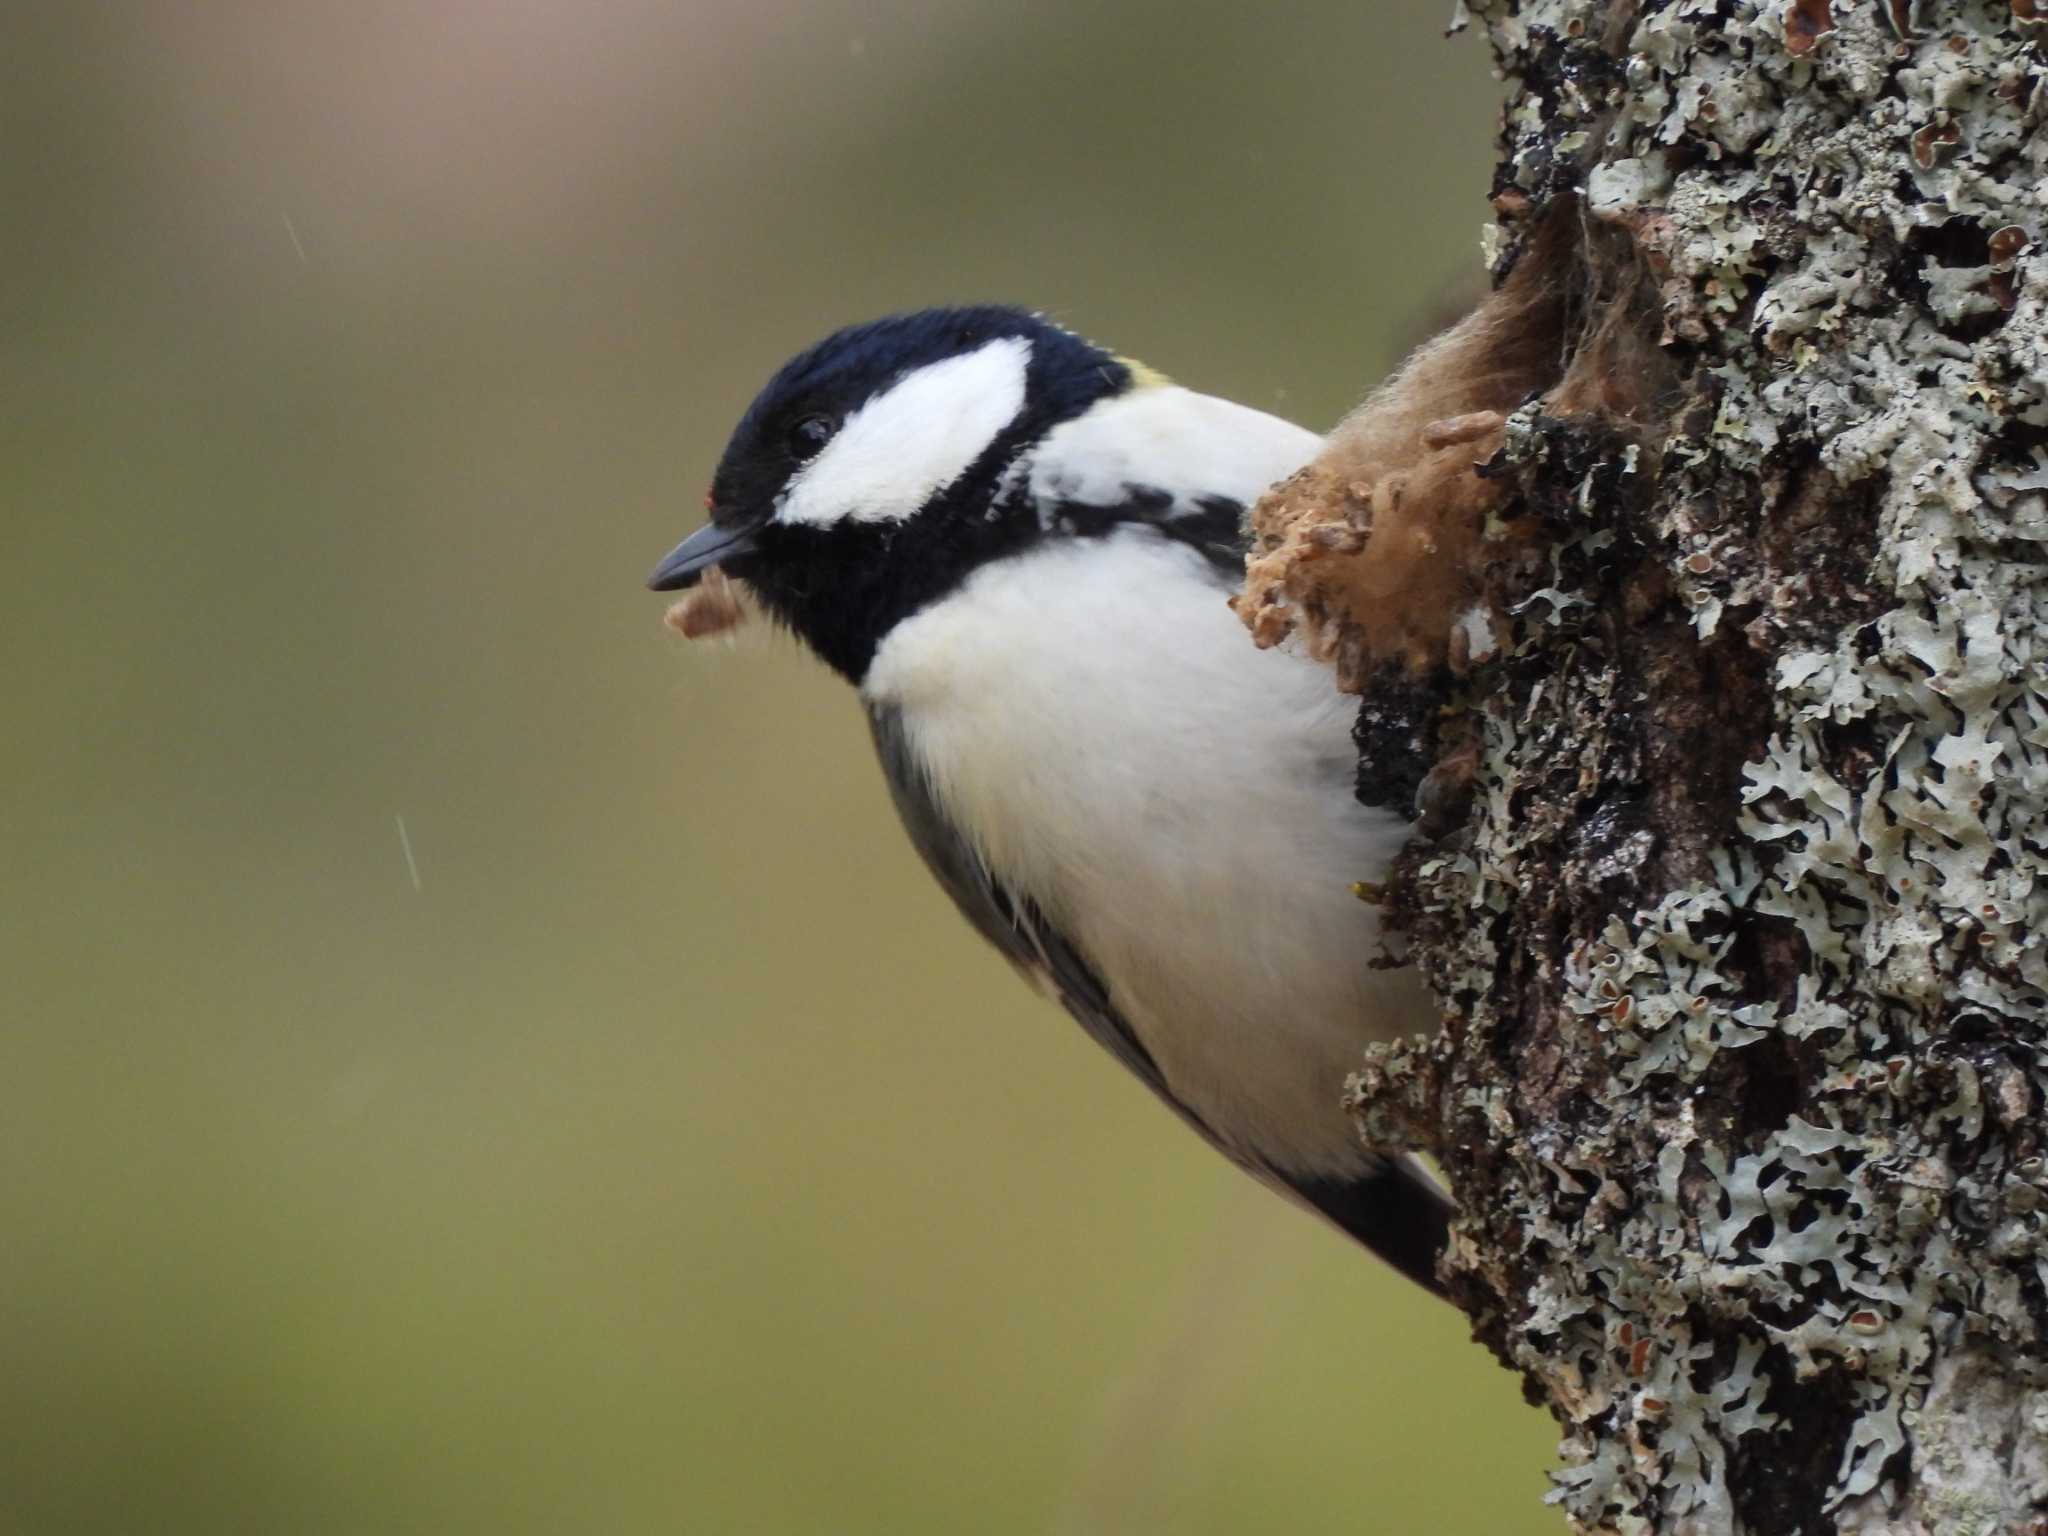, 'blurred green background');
1,4,1559,1532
